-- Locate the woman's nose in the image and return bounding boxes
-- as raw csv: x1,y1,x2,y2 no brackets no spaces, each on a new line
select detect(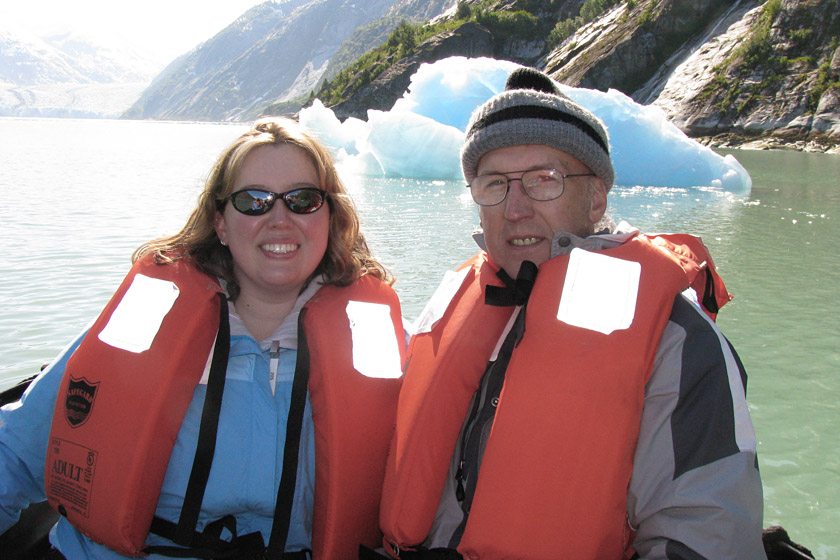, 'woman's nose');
266,199,292,225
